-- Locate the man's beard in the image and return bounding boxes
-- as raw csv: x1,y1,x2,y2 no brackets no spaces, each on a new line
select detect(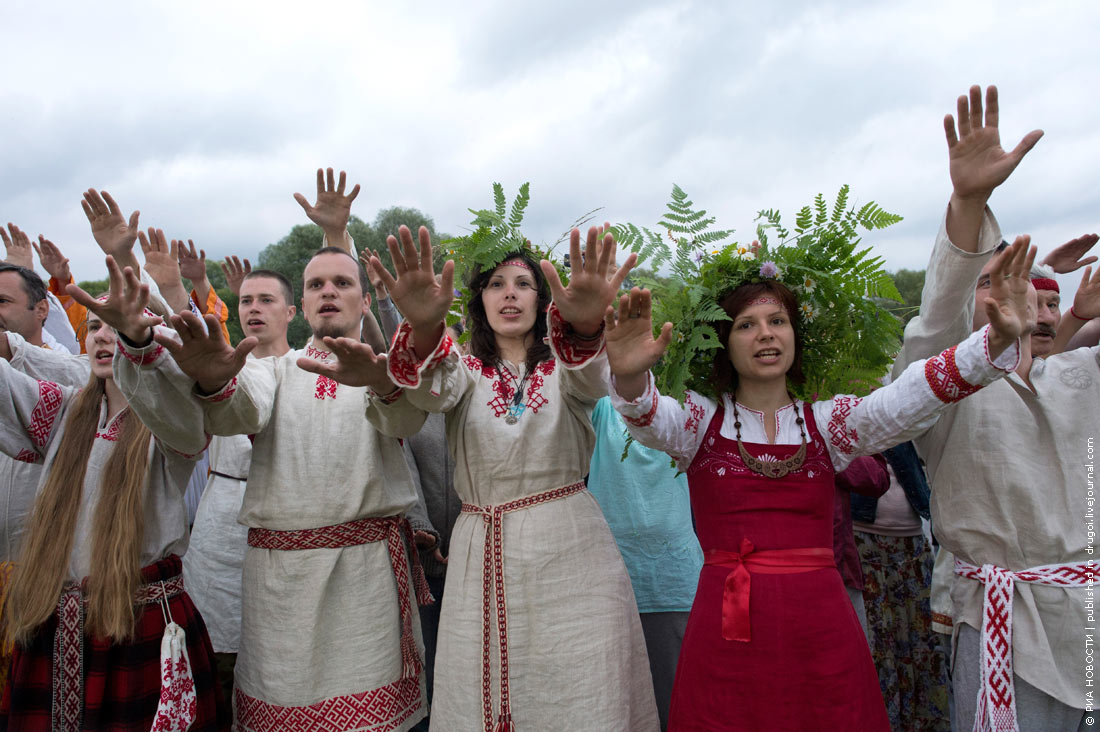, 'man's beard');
311,320,351,341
